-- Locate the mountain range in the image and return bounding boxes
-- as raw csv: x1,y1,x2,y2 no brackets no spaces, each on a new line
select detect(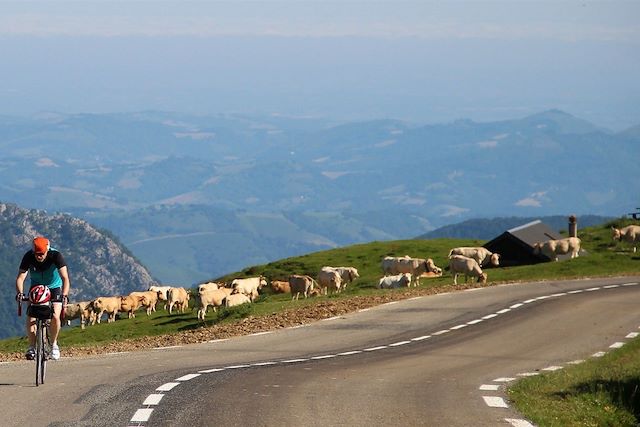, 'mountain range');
0,109,637,284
